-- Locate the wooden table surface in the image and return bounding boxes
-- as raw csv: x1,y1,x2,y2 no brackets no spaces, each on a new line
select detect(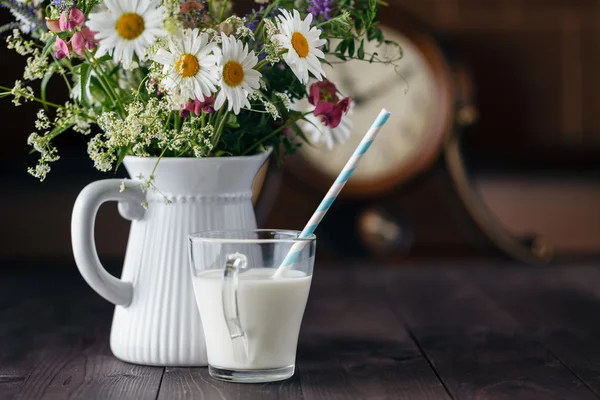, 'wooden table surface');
3,263,600,399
